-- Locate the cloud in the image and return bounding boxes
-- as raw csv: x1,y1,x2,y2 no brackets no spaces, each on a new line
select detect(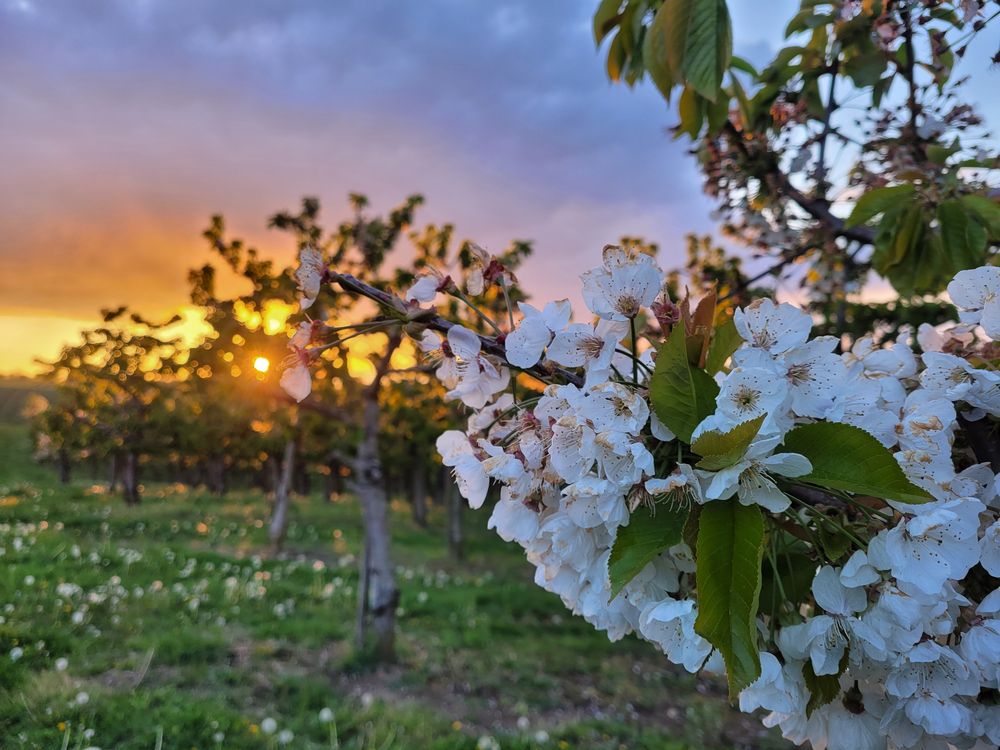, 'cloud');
0,0,710,335
3,0,995,374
